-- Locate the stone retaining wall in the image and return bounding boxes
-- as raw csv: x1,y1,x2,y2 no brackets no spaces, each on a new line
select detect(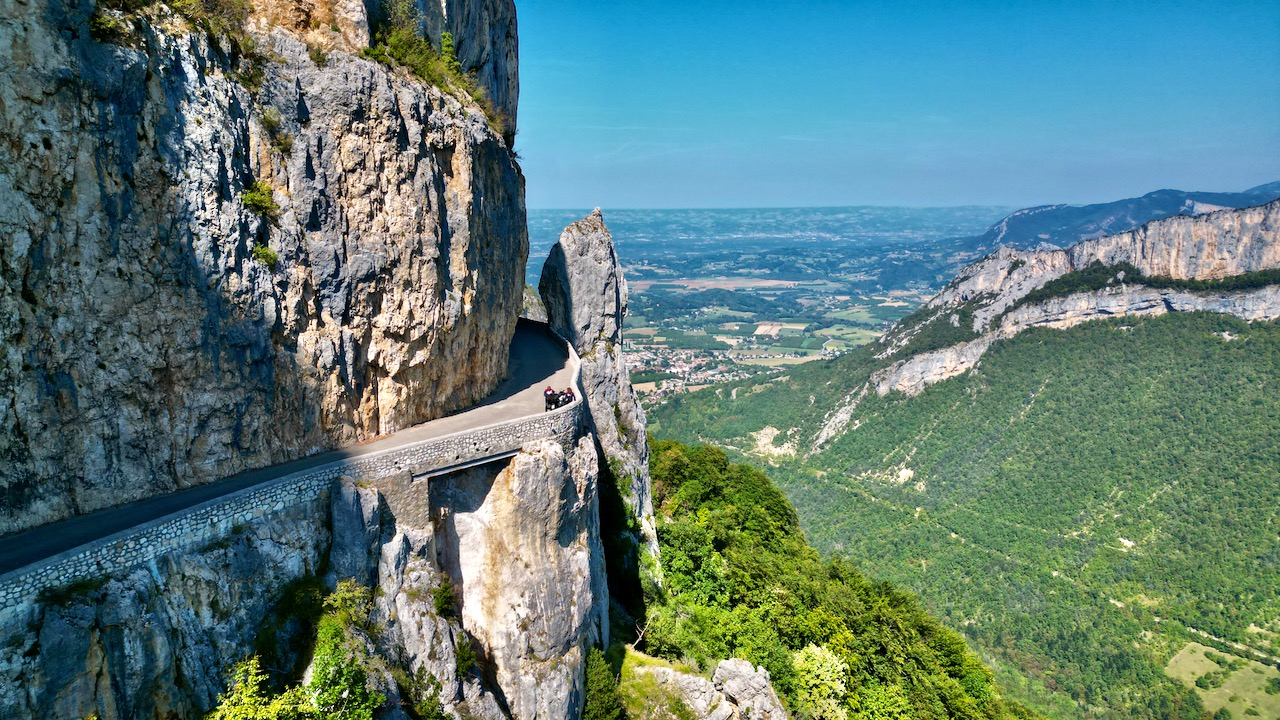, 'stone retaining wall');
0,341,585,613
